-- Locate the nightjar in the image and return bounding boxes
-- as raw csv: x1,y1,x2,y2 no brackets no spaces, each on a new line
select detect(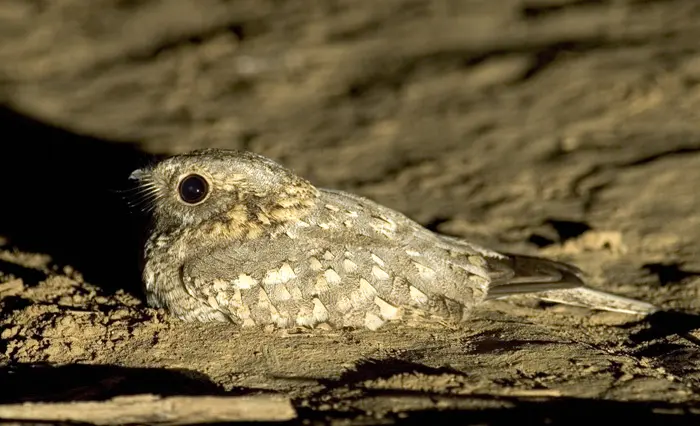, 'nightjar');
129,149,657,330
